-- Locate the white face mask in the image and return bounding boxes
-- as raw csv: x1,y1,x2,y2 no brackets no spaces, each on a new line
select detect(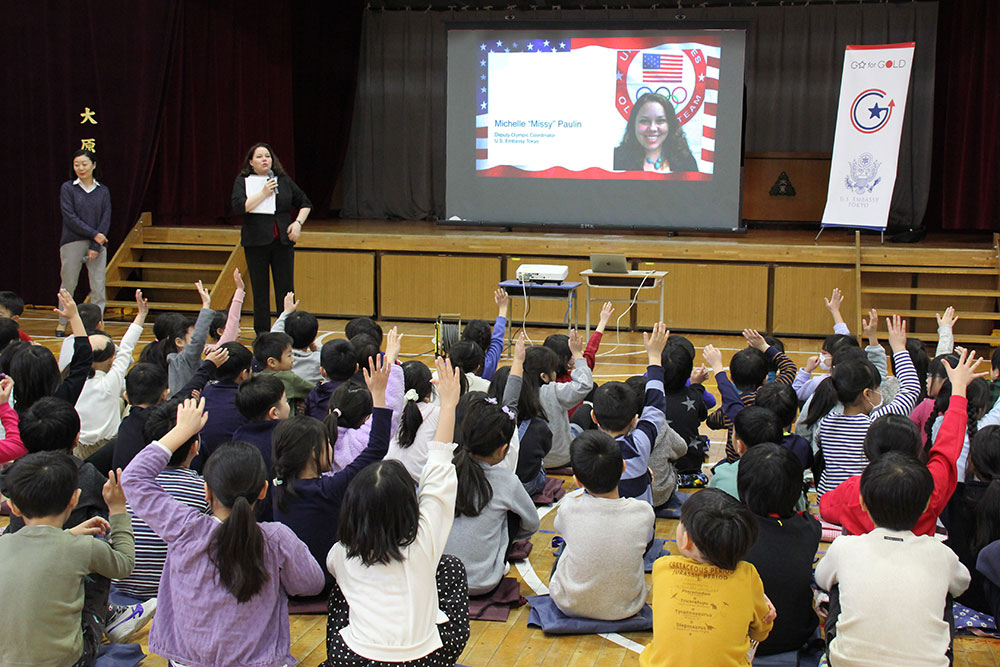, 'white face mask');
818,353,832,371
865,388,884,412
